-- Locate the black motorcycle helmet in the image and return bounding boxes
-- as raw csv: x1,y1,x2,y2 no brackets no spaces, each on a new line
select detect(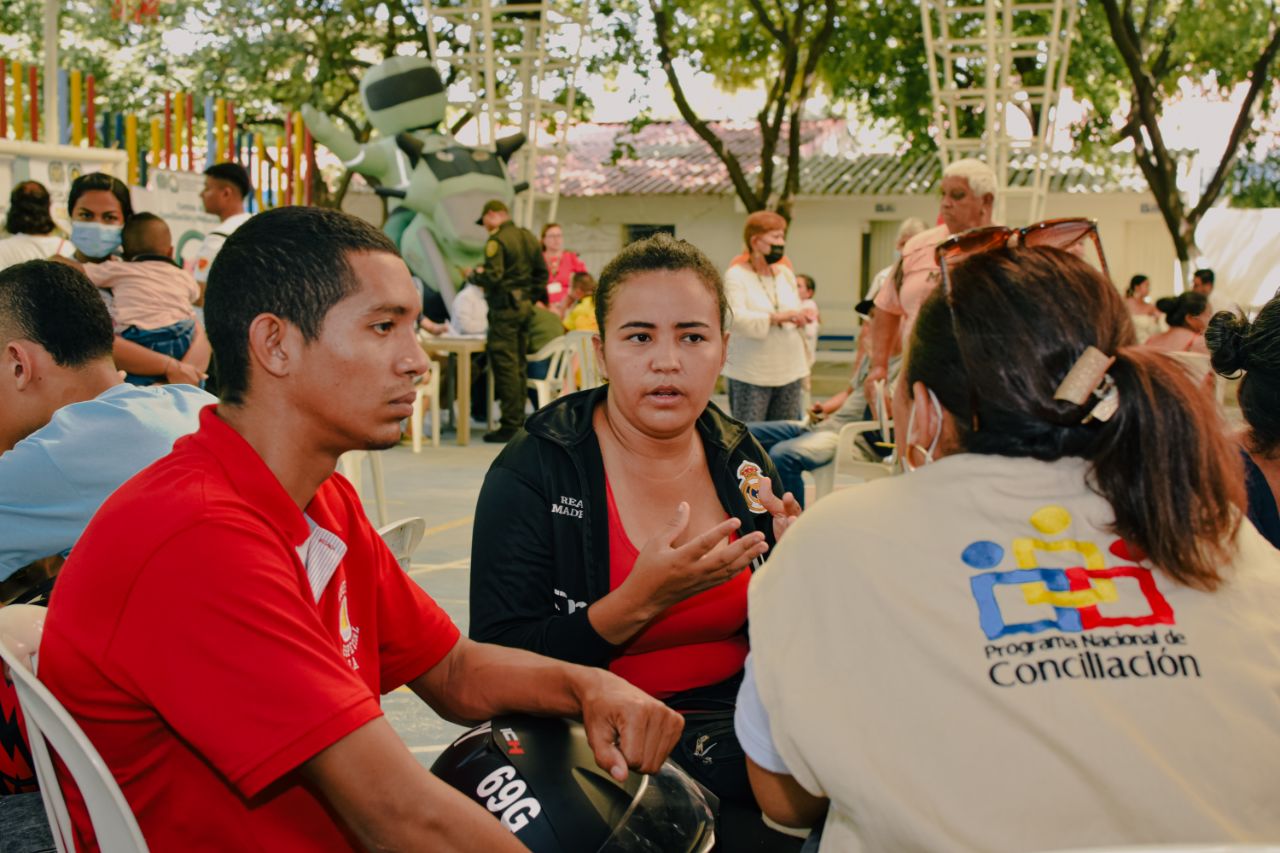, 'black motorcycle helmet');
431,714,717,852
